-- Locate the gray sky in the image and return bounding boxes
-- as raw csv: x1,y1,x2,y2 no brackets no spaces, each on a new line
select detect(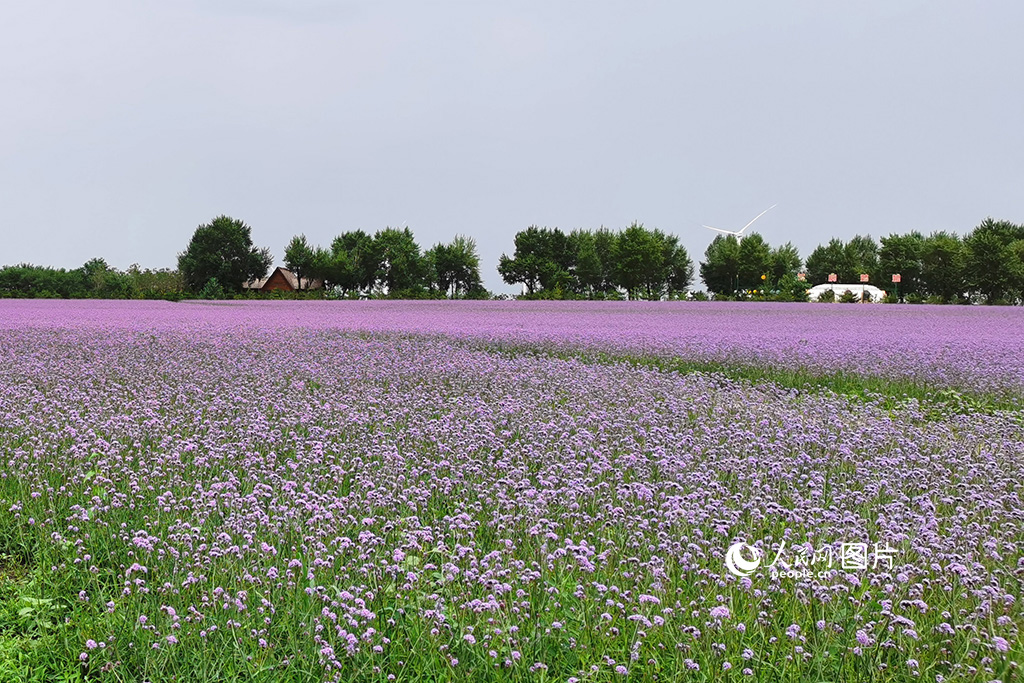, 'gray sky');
2,1,1022,292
